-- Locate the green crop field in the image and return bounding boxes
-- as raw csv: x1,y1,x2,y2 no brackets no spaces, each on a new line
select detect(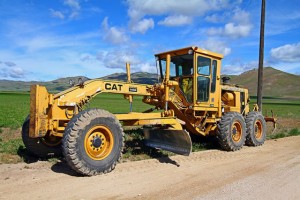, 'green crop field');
257,98,300,118
0,92,30,129
0,92,153,129
0,92,299,129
